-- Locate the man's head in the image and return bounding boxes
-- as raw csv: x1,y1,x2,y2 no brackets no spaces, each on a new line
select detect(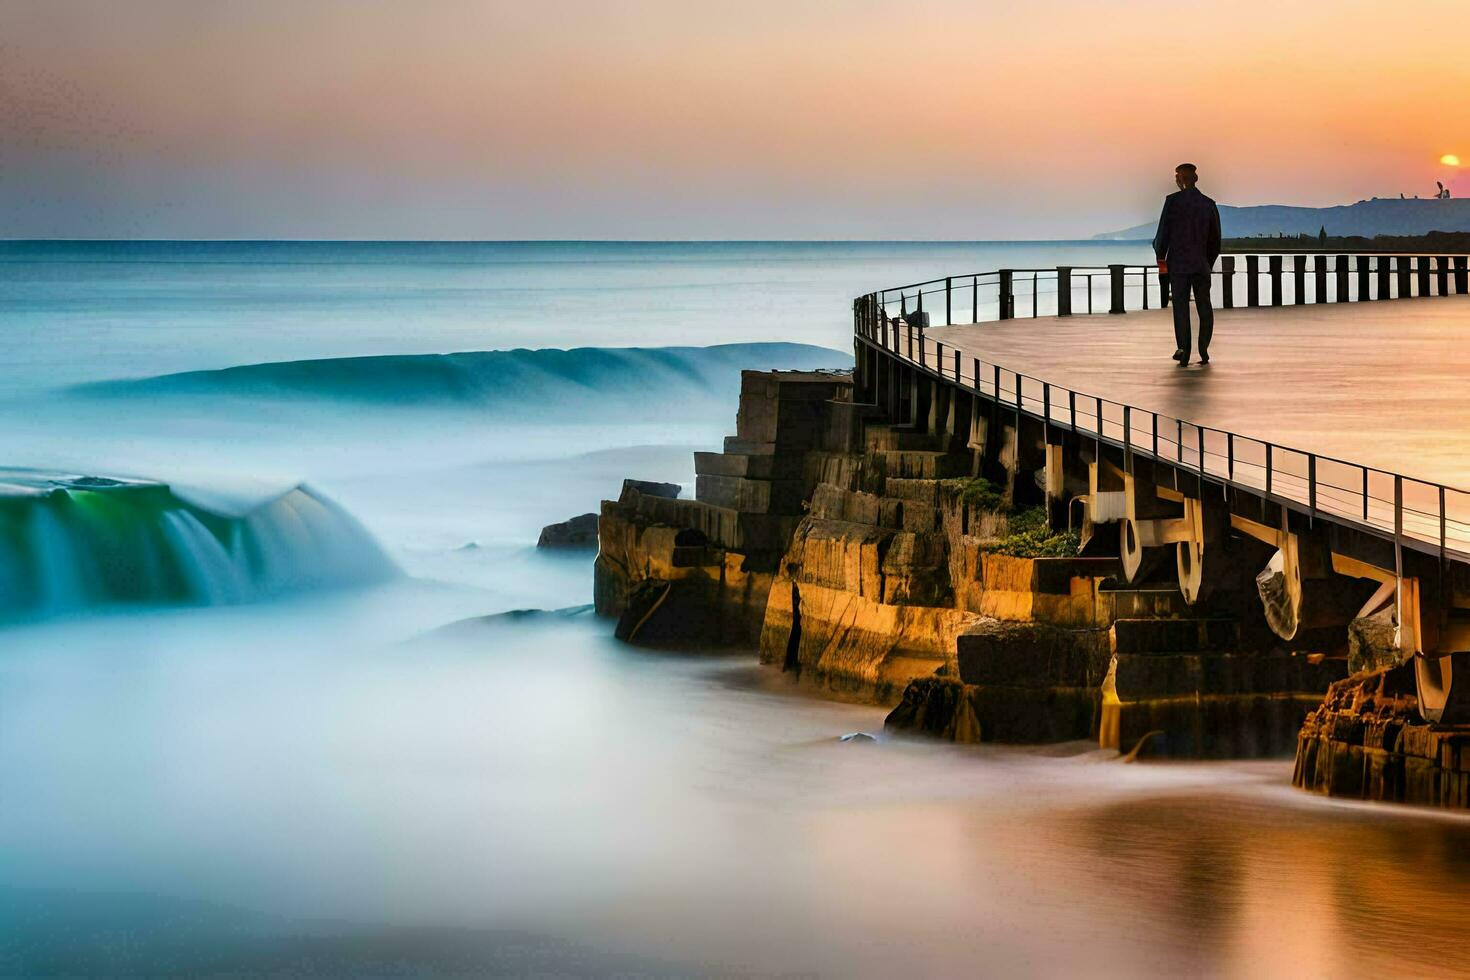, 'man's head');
1174,163,1199,190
